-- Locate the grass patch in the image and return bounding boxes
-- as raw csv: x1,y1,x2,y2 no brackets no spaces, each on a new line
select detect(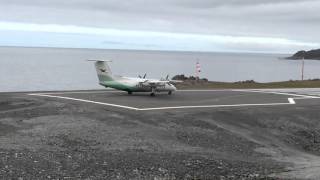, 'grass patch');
175,79,320,89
